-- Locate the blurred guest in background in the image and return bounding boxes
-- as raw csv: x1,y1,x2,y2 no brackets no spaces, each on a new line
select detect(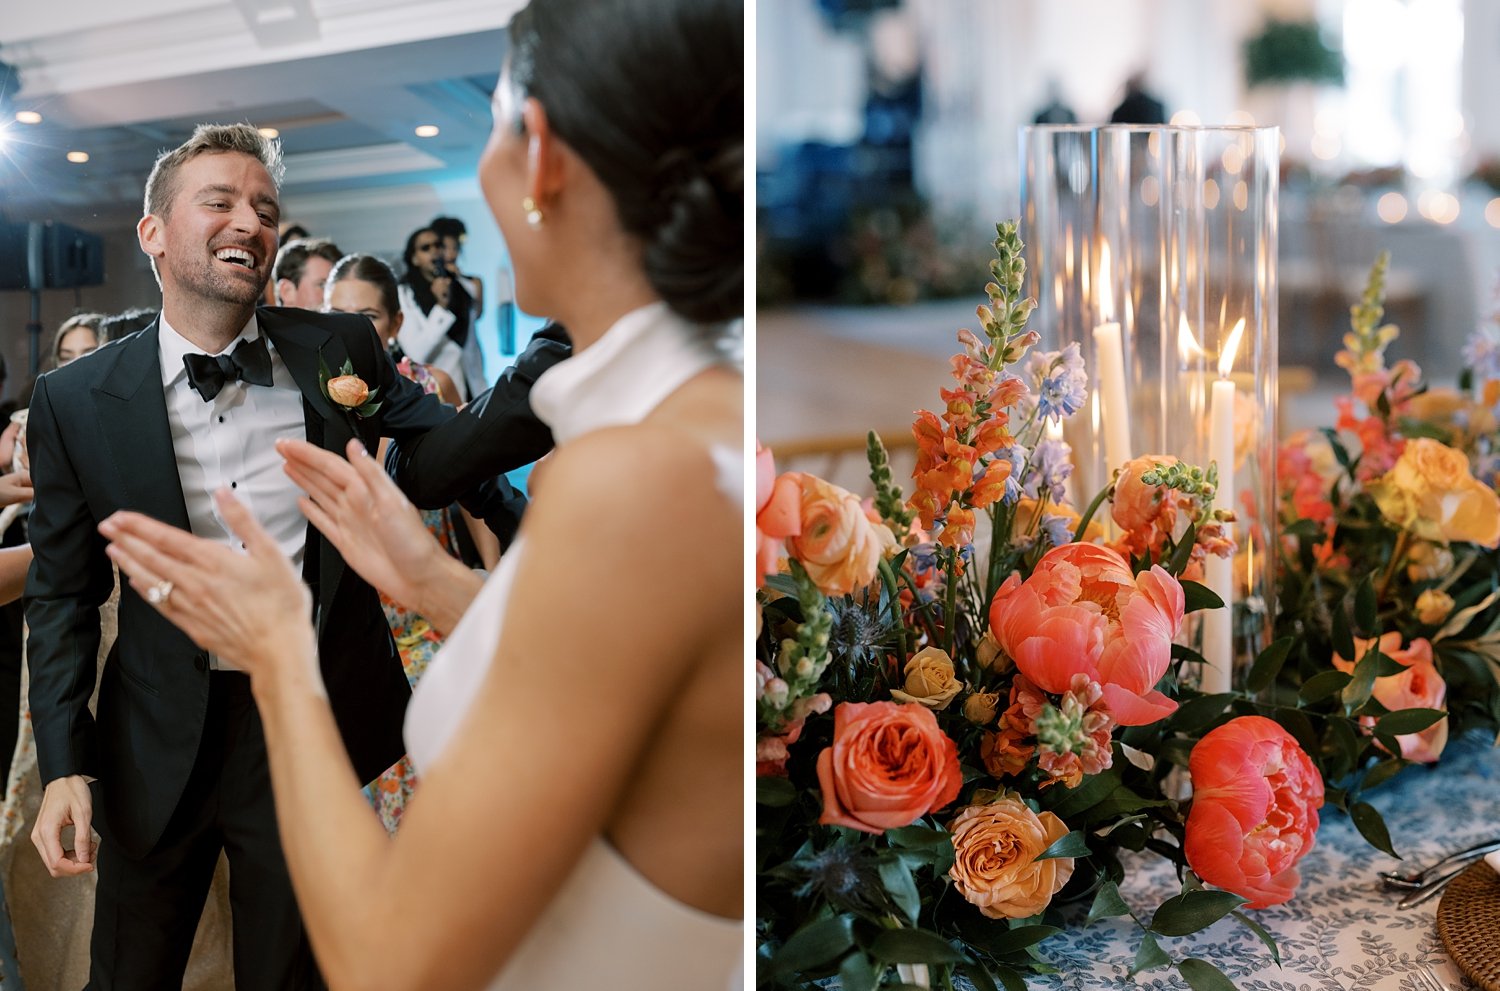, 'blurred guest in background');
50,314,104,369
1110,70,1167,124
430,216,489,398
397,226,475,400
98,307,160,345
273,237,344,310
